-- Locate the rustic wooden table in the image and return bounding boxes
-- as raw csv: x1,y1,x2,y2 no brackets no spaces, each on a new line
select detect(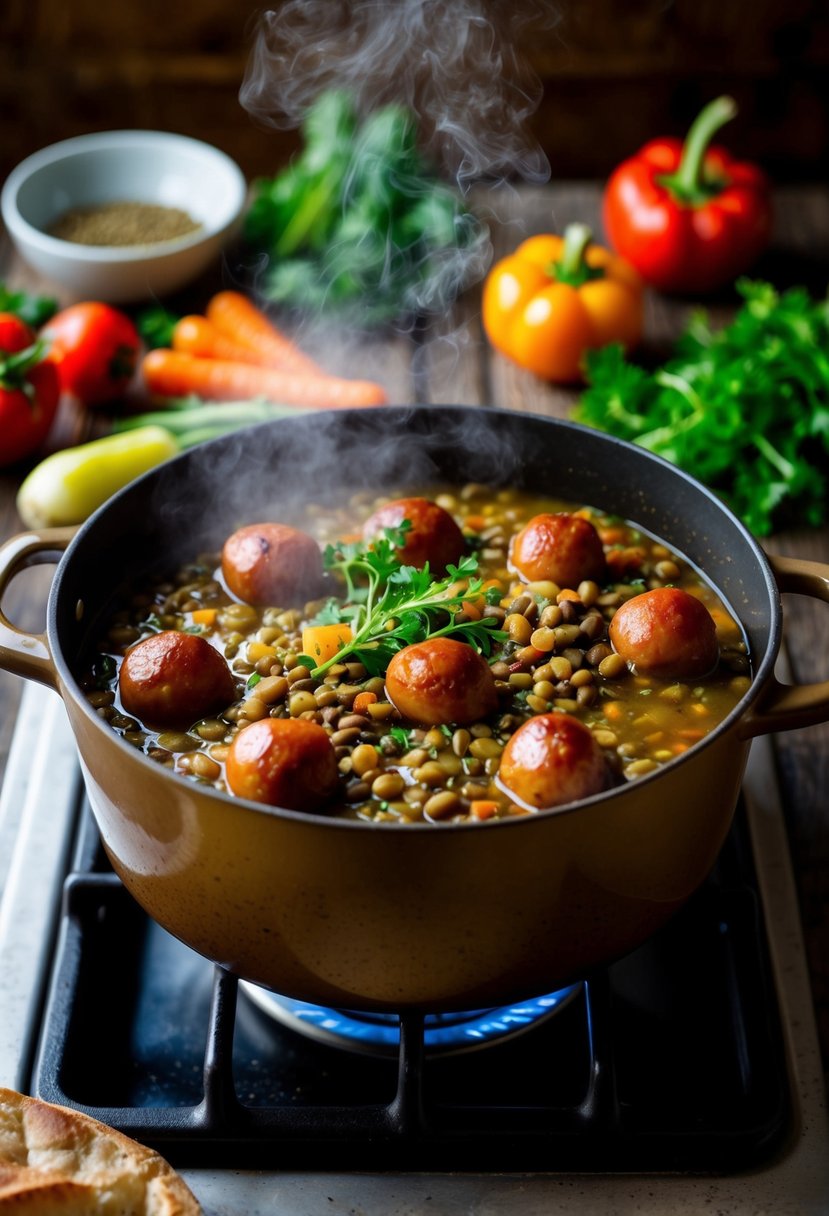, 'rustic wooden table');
1,183,828,1092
